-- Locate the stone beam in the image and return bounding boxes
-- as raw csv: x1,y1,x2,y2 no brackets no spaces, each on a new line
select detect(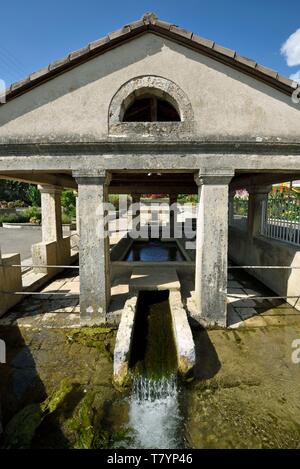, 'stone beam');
108,184,197,194
0,171,76,189
231,172,300,190
1,152,300,173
